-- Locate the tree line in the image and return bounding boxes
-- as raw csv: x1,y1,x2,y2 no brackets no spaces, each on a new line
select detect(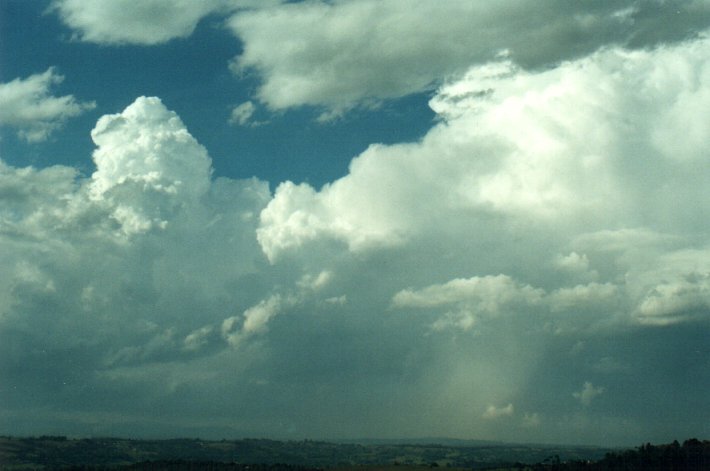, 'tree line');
524,439,709,471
